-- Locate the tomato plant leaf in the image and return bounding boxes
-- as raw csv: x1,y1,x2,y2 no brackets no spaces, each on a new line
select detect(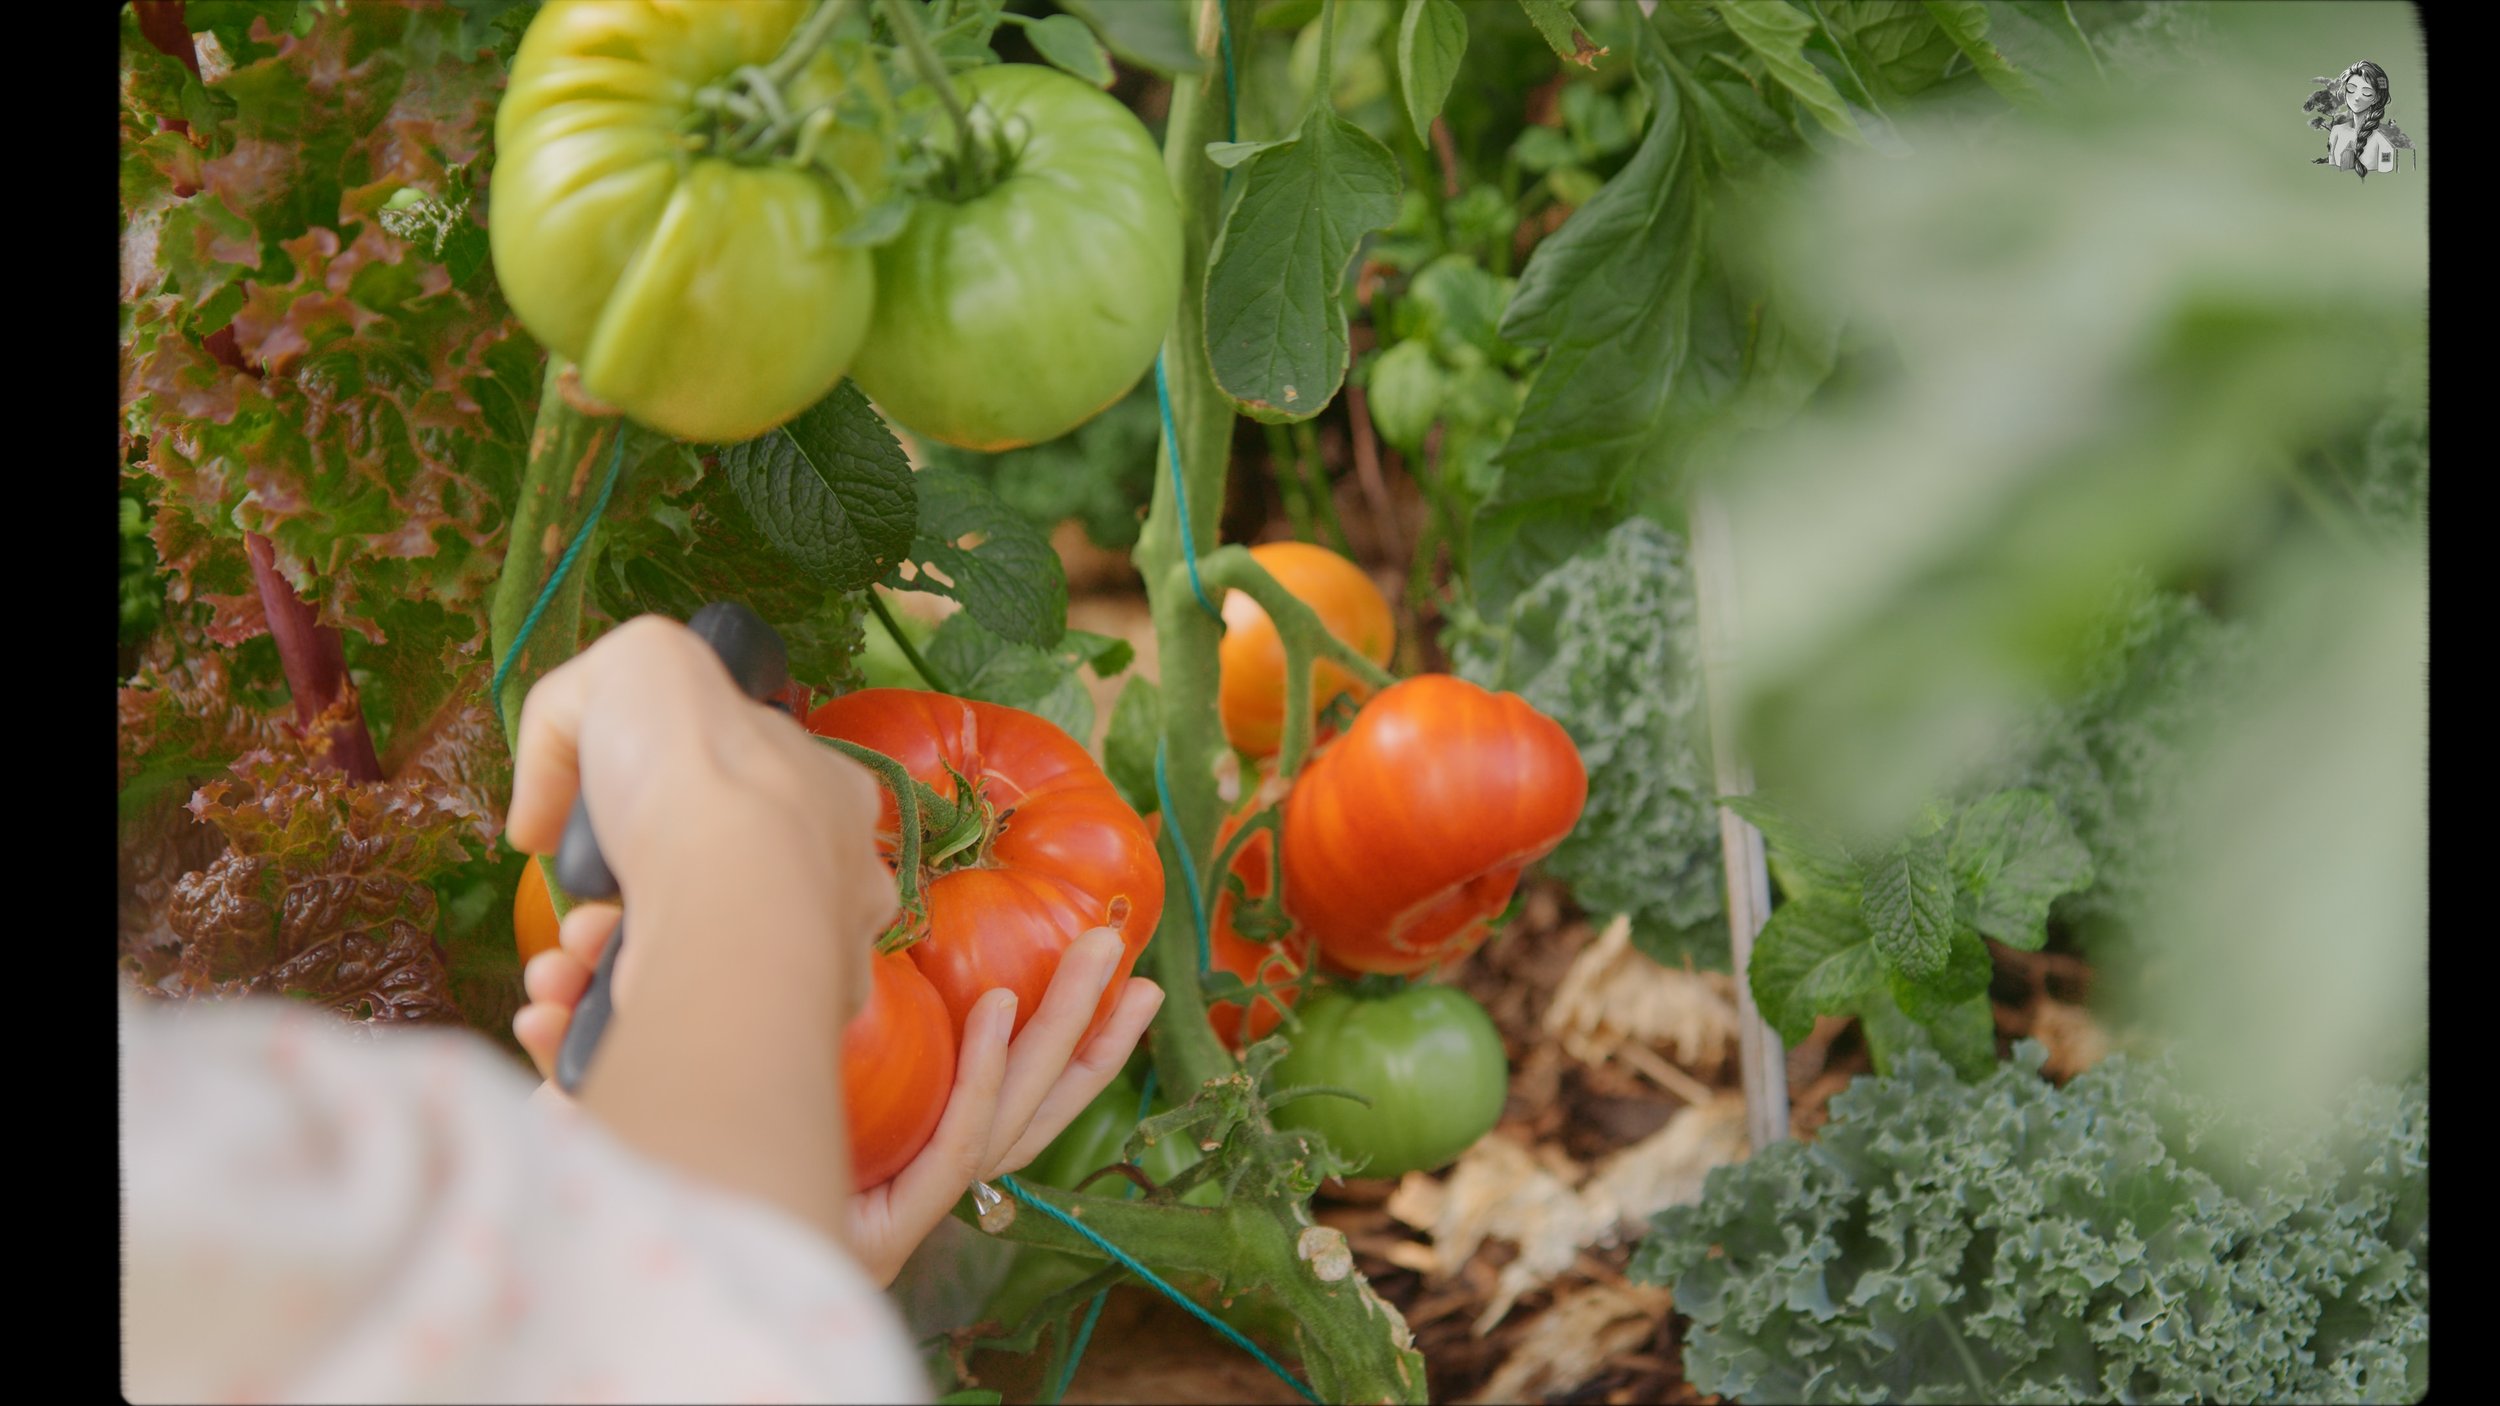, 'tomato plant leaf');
1361,339,1446,455
1813,0,1961,104
1472,20,1838,613
1057,0,1203,76
1203,107,1403,424
1745,892,1879,1047
1712,0,1867,145
716,381,919,594
1019,13,1115,88
1396,0,1470,142
886,467,1069,649
1860,832,1956,981
1102,676,1163,816
1946,789,2092,950
1517,0,1607,68
1920,0,2041,107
